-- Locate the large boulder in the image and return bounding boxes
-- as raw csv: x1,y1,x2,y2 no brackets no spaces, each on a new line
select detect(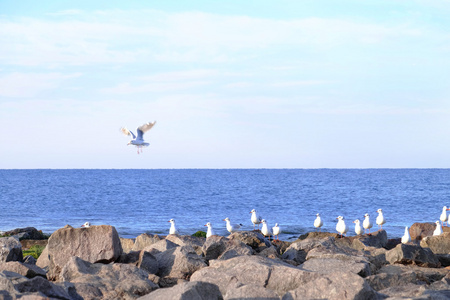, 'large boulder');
296,231,339,241
0,261,46,279
155,245,207,280
301,257,372,277
281,236,335,265
59,256,158,299
132,234,161,252
202,235,253,261
0,236,23,262
420,232,450,254
348,230,388,250
46,225,123,280
409,222,435,241
137,281,222,300
36,245,49,269
14,276,71,299
386,243,440,268
142,239,178,256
